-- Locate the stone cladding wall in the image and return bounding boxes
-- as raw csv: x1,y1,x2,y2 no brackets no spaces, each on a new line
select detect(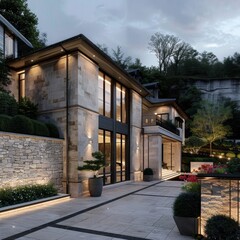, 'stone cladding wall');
0,132,63,192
